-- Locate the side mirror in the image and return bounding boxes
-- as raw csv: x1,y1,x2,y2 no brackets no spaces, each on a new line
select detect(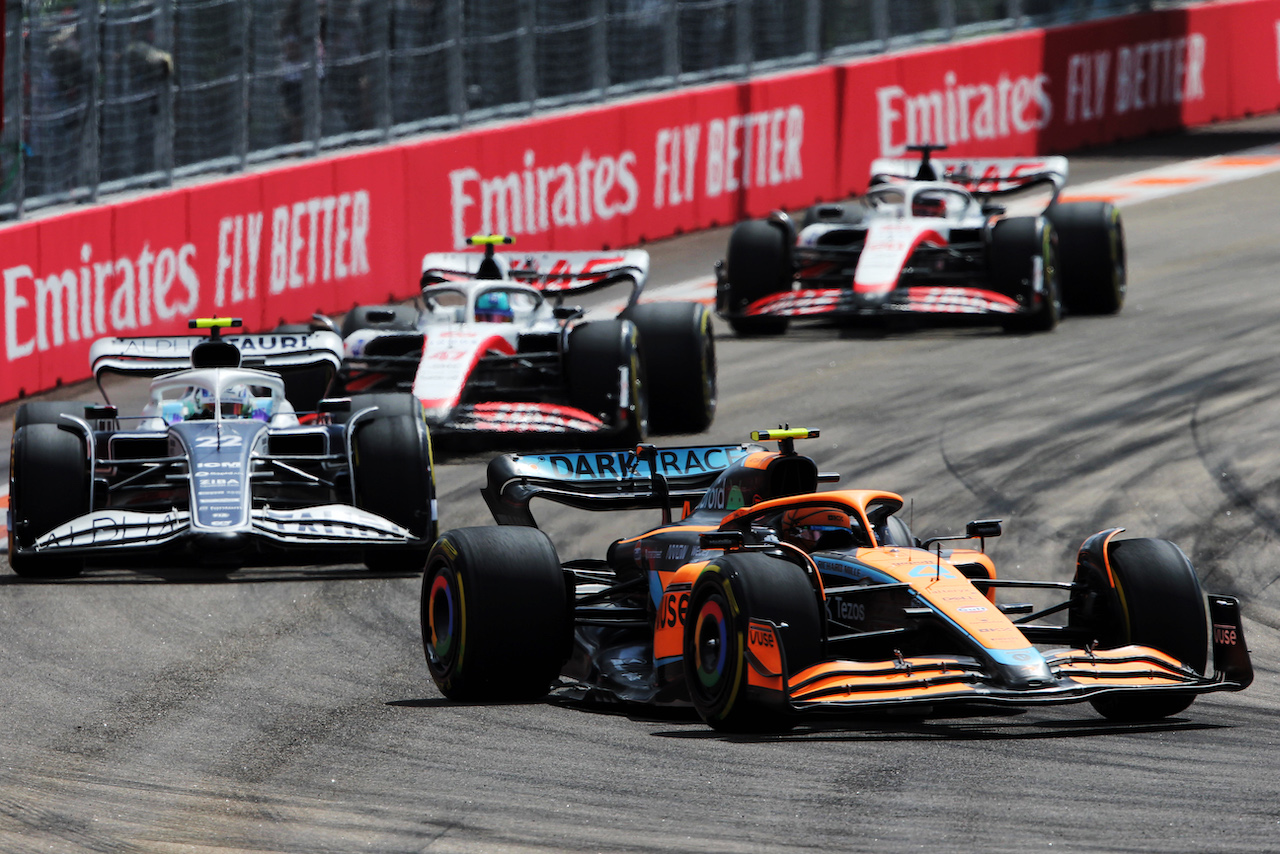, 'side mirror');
921,519,1003,551
553,305,583,321
966,519,1002,539
700,531,745,552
